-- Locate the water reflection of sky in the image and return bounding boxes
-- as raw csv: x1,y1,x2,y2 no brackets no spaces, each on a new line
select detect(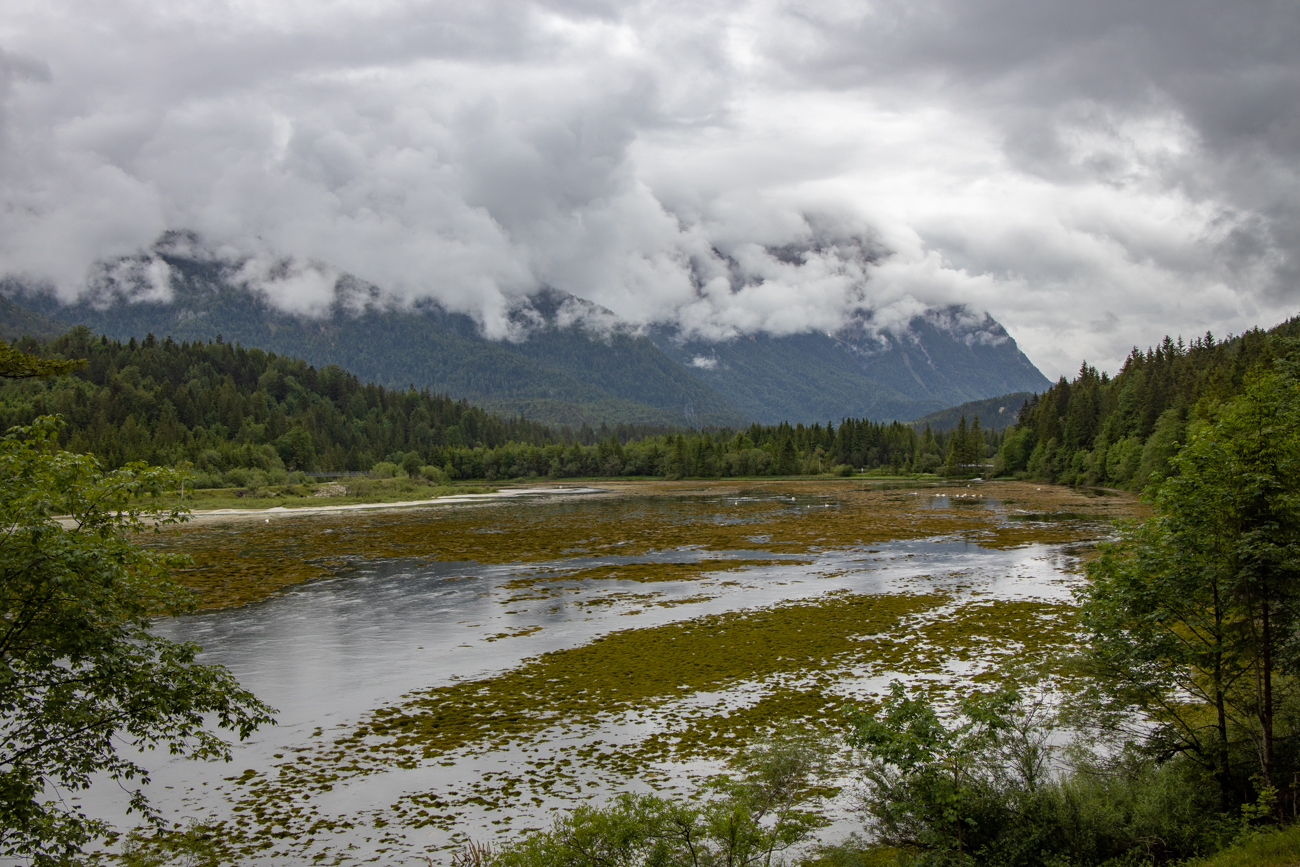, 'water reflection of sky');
83,487,1110,864
154,537,1075,729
